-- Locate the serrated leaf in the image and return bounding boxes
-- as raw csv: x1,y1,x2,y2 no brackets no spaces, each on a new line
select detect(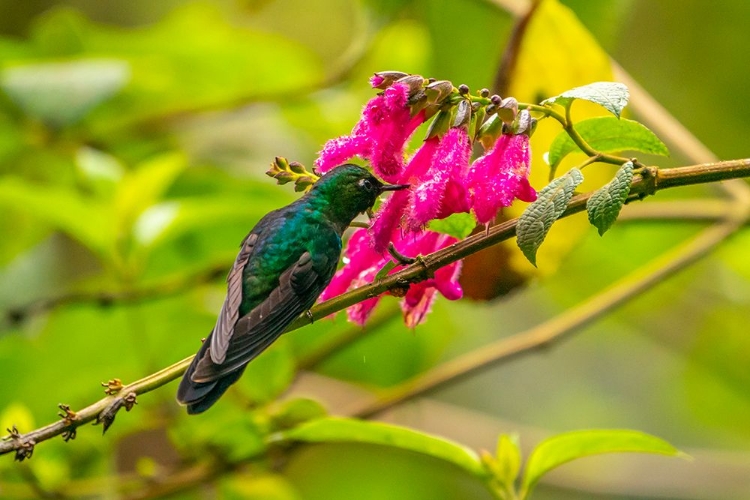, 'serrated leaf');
516,169,584,266
271,418,487,478
520,429,684,499
587,161,634,236
542,82,629,118
428,212,476,239
547,117,668,168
